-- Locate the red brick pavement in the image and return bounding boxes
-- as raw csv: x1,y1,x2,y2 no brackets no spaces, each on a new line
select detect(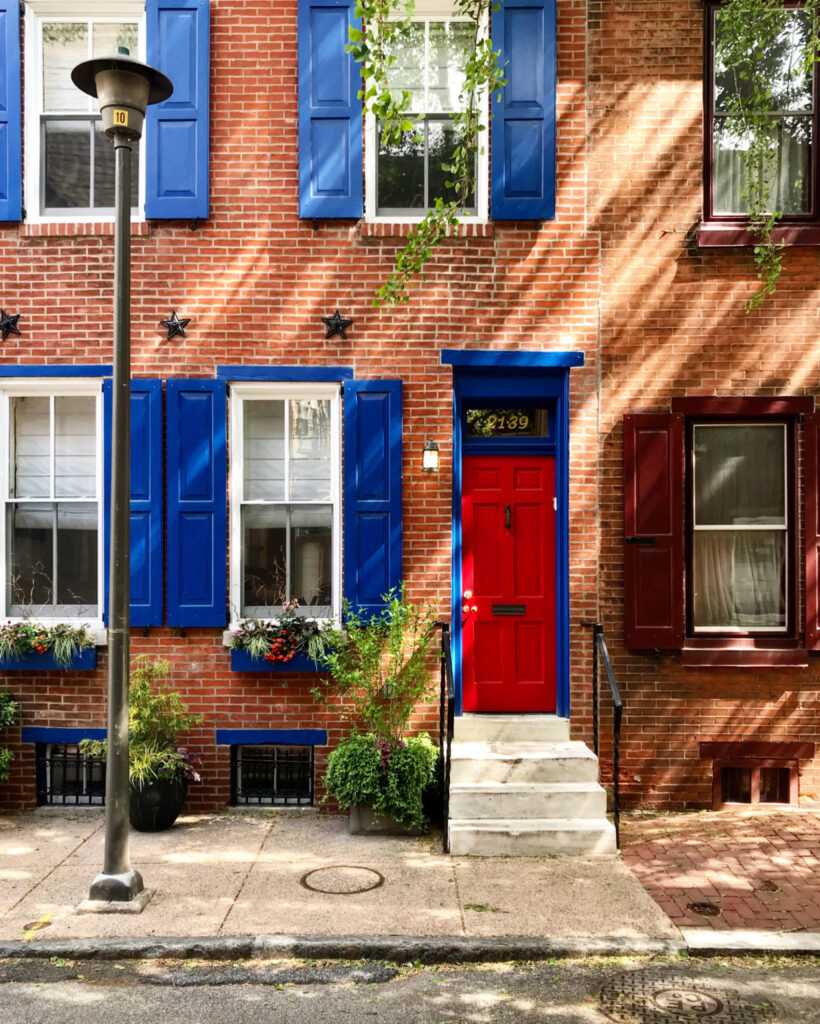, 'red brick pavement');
621,809,820,932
